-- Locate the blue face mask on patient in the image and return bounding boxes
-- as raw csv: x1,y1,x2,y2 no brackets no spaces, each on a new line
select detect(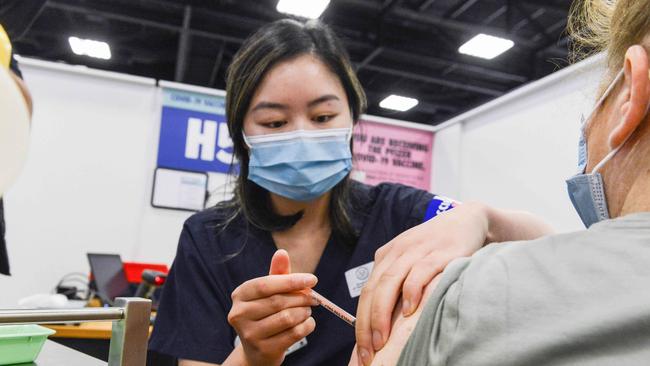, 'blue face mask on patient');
243,128,353,202
566,69,645,228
